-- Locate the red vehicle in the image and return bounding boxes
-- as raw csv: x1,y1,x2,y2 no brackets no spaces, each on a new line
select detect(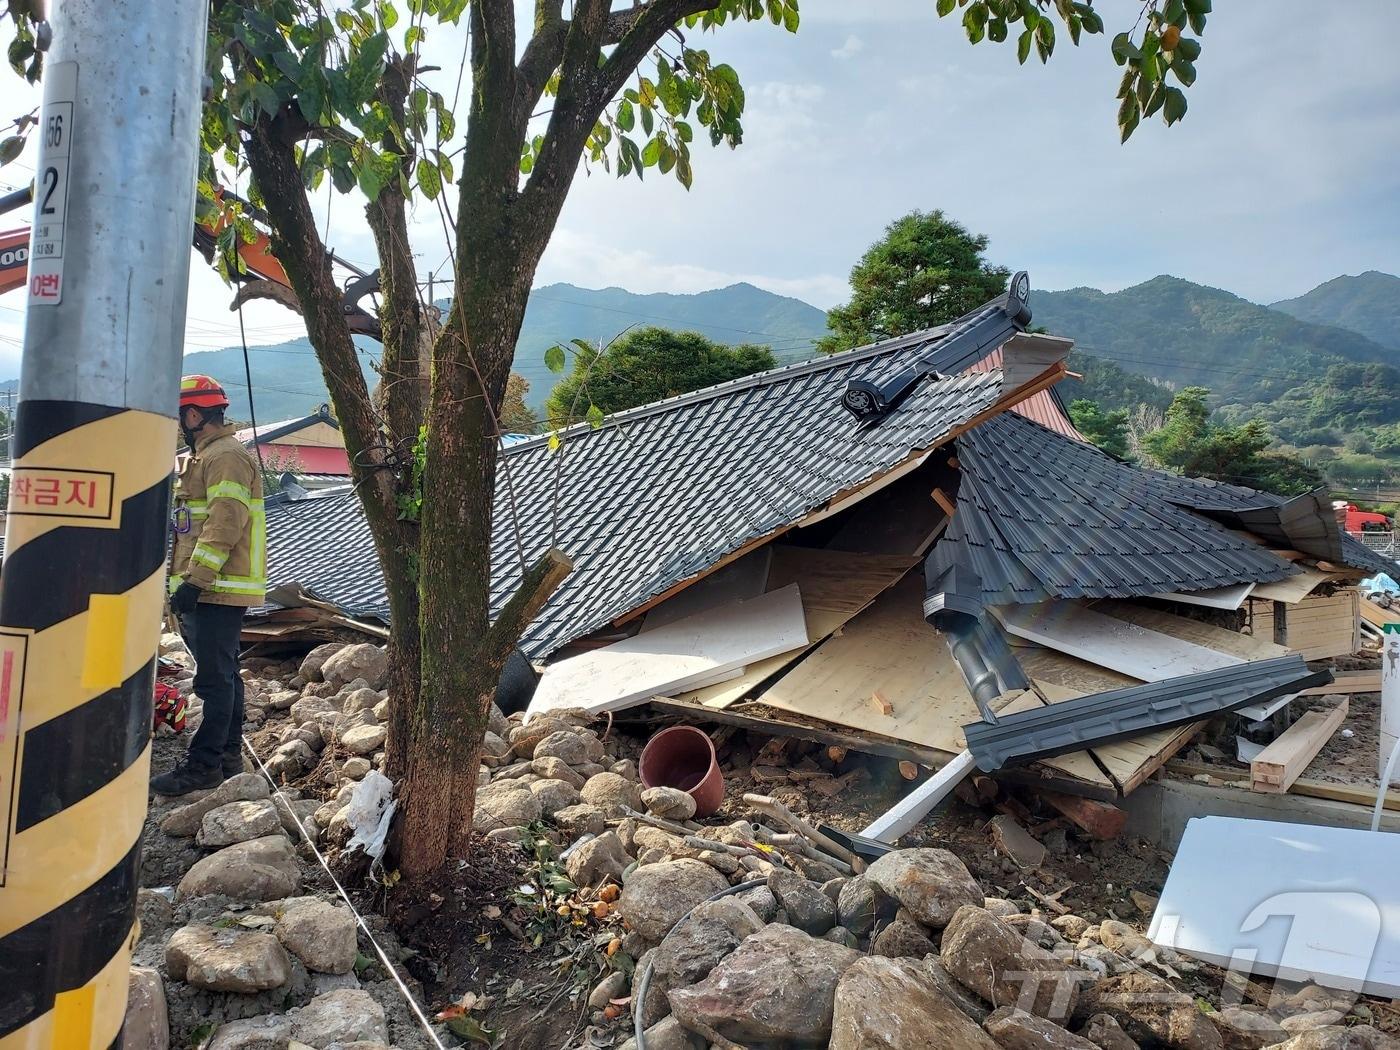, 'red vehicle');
1339,502,1391,534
